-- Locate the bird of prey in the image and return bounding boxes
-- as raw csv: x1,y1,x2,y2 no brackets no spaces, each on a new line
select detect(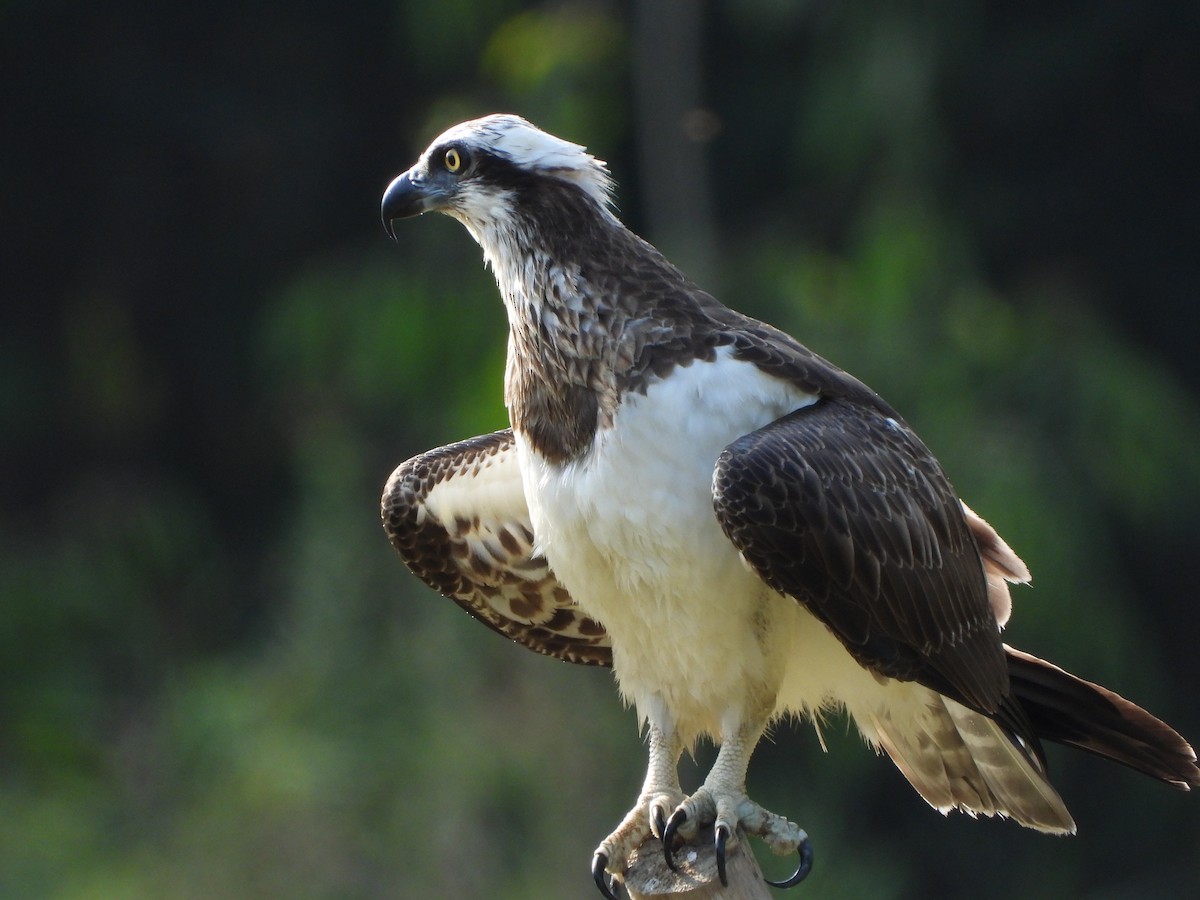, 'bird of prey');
379,115,1198,897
